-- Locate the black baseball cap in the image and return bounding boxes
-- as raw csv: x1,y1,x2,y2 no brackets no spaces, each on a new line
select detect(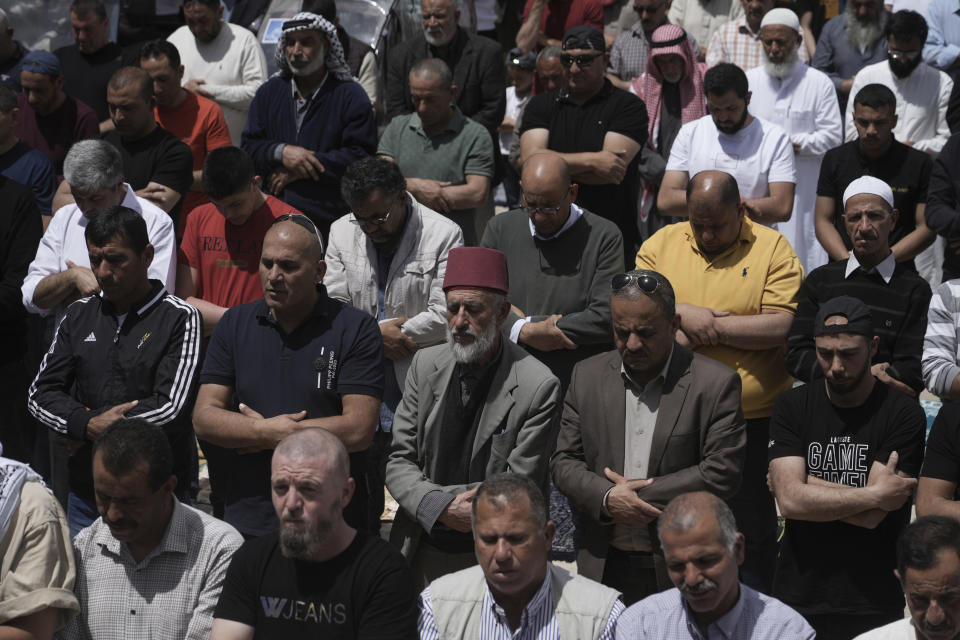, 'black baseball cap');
562,25,605,52
814,296,874,338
